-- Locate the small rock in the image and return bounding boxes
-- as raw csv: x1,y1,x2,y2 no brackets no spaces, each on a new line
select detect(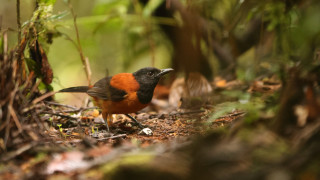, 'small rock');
138,128,153,136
